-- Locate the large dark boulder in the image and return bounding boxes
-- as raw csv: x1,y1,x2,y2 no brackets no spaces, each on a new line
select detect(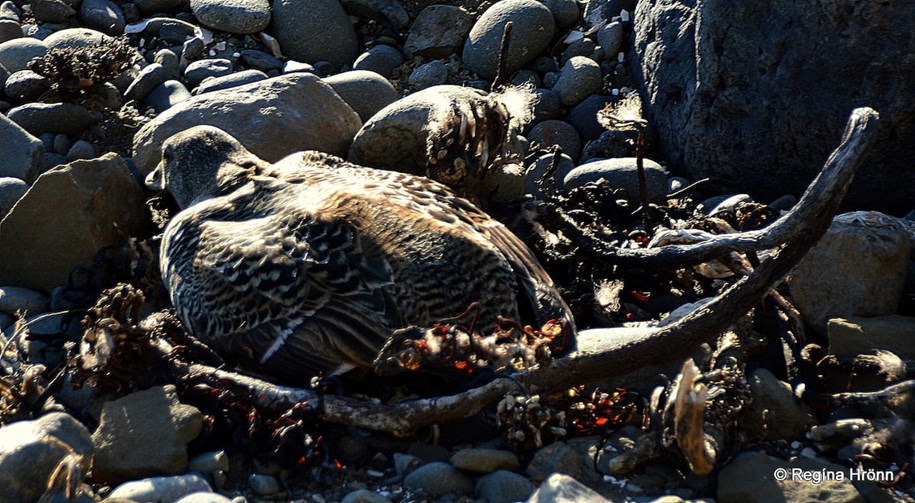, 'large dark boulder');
633,0,915,212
